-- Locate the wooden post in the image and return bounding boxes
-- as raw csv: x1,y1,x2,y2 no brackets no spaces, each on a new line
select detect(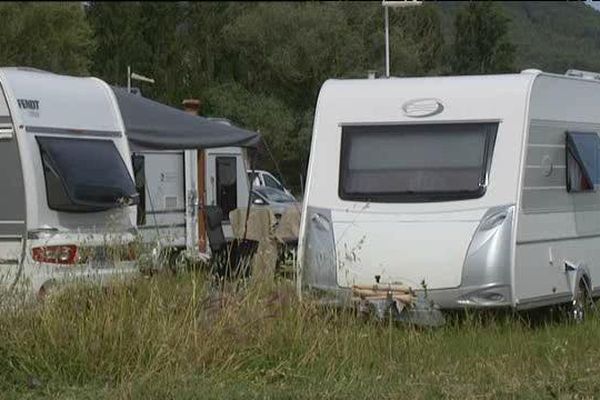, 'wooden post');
196,150,206,253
